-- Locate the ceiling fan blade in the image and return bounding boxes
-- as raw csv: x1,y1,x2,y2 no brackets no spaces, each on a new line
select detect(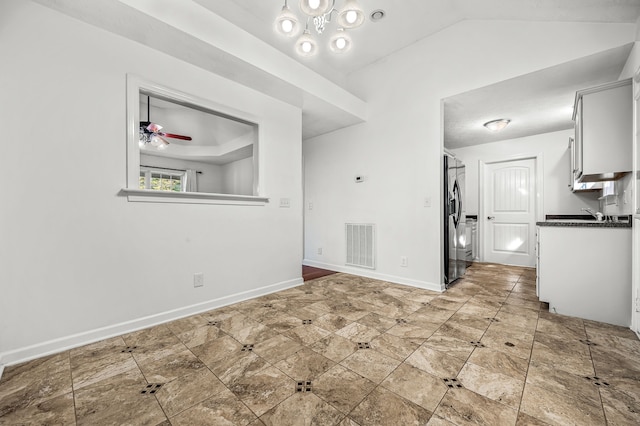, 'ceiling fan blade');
161,132,192,141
